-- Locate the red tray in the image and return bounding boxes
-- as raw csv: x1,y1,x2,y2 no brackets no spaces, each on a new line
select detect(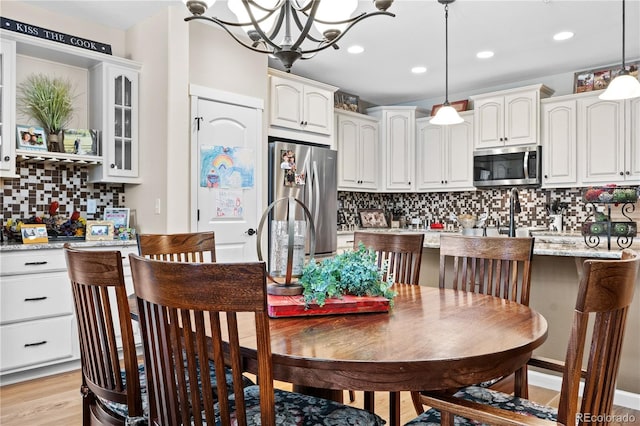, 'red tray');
267,294,390,318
